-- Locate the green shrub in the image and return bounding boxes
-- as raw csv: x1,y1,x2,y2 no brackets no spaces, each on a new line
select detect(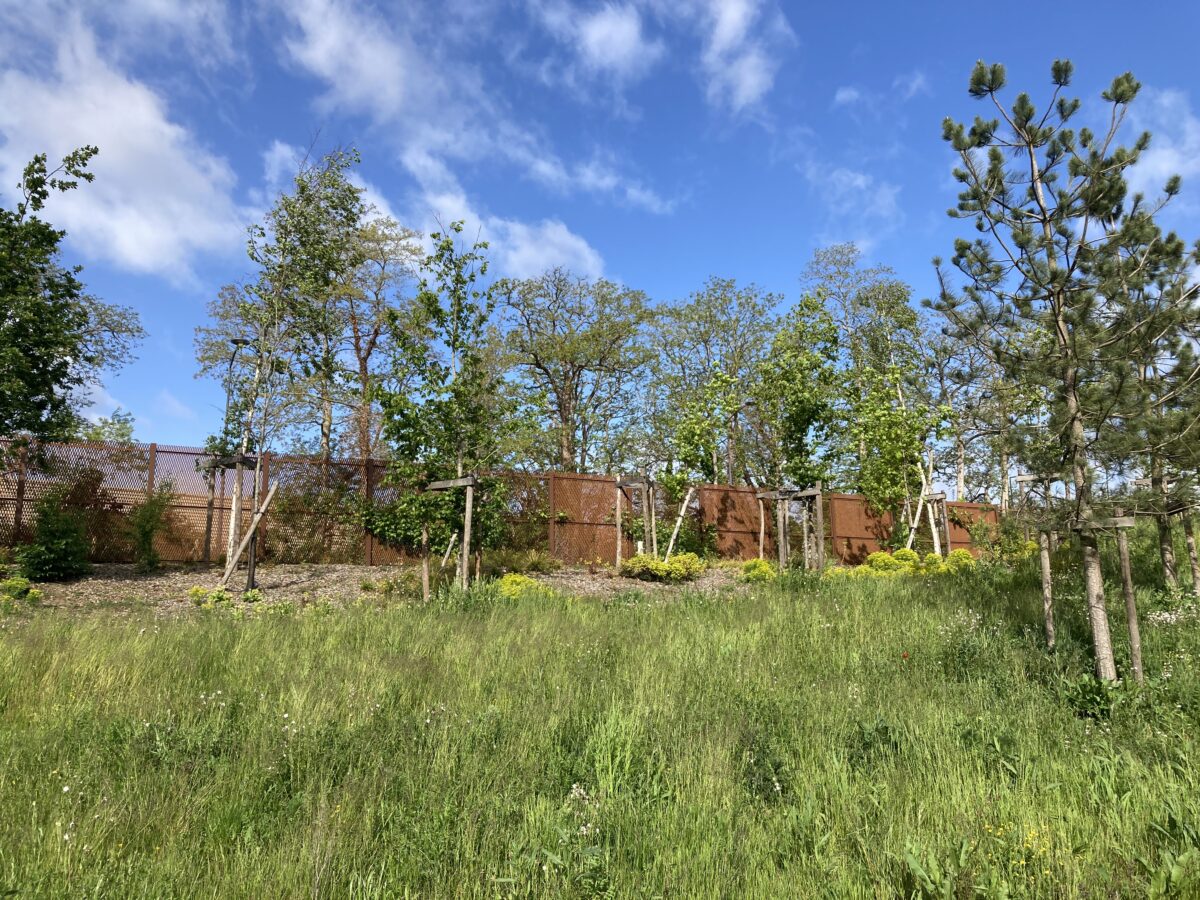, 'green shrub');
16,491,91,581
127,481,174,573
496,573,542,600
945,548,978,574
865,551,908,573
1,576,43,613
824,548,977,580
620,552,705,583
740,558,778,583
